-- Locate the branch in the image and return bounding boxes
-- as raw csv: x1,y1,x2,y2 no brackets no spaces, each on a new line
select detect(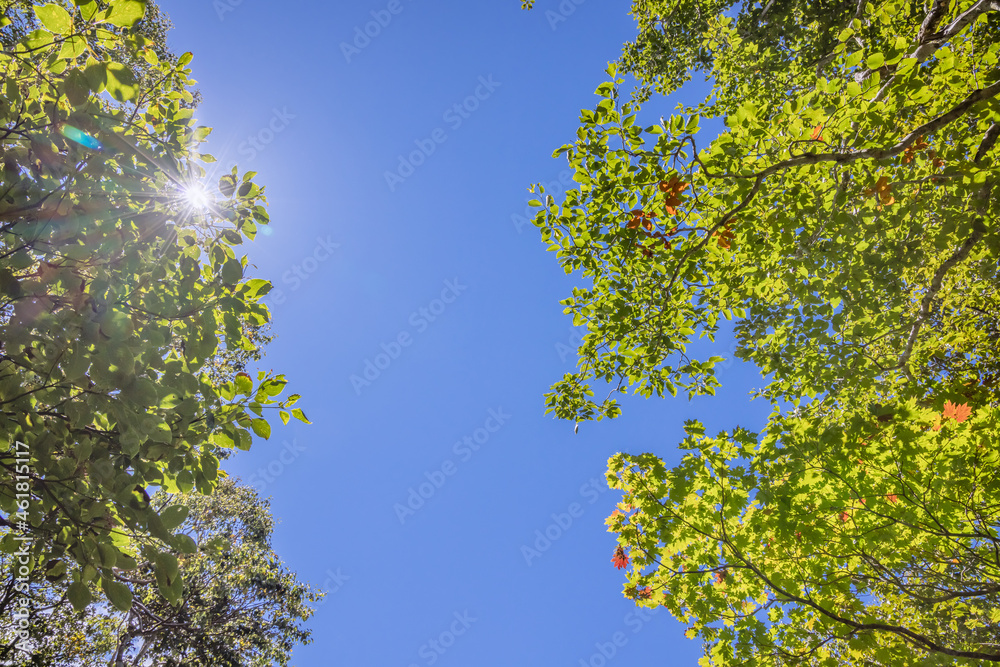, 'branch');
975,123,1000,164
706,79,1000,181
914,0,1000,62
896,219,987,379
918,0,950,43
729,547,1000,662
